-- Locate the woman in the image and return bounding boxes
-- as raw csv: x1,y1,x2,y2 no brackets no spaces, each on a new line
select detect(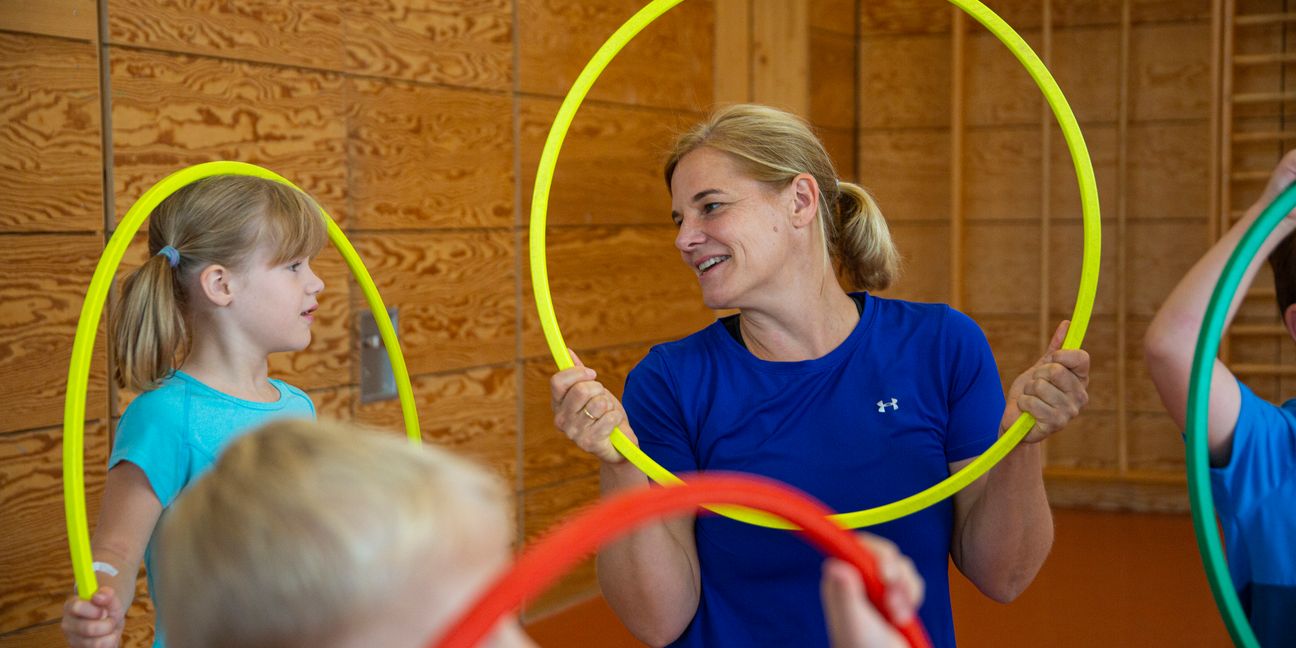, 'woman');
550,104,1089,647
